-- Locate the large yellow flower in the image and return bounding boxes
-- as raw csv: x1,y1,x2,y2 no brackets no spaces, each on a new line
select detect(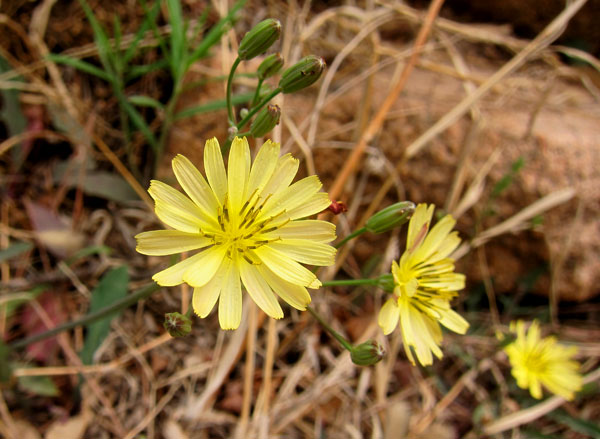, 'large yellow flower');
378,203,469,366
504,320,582,400
136,137,336,330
